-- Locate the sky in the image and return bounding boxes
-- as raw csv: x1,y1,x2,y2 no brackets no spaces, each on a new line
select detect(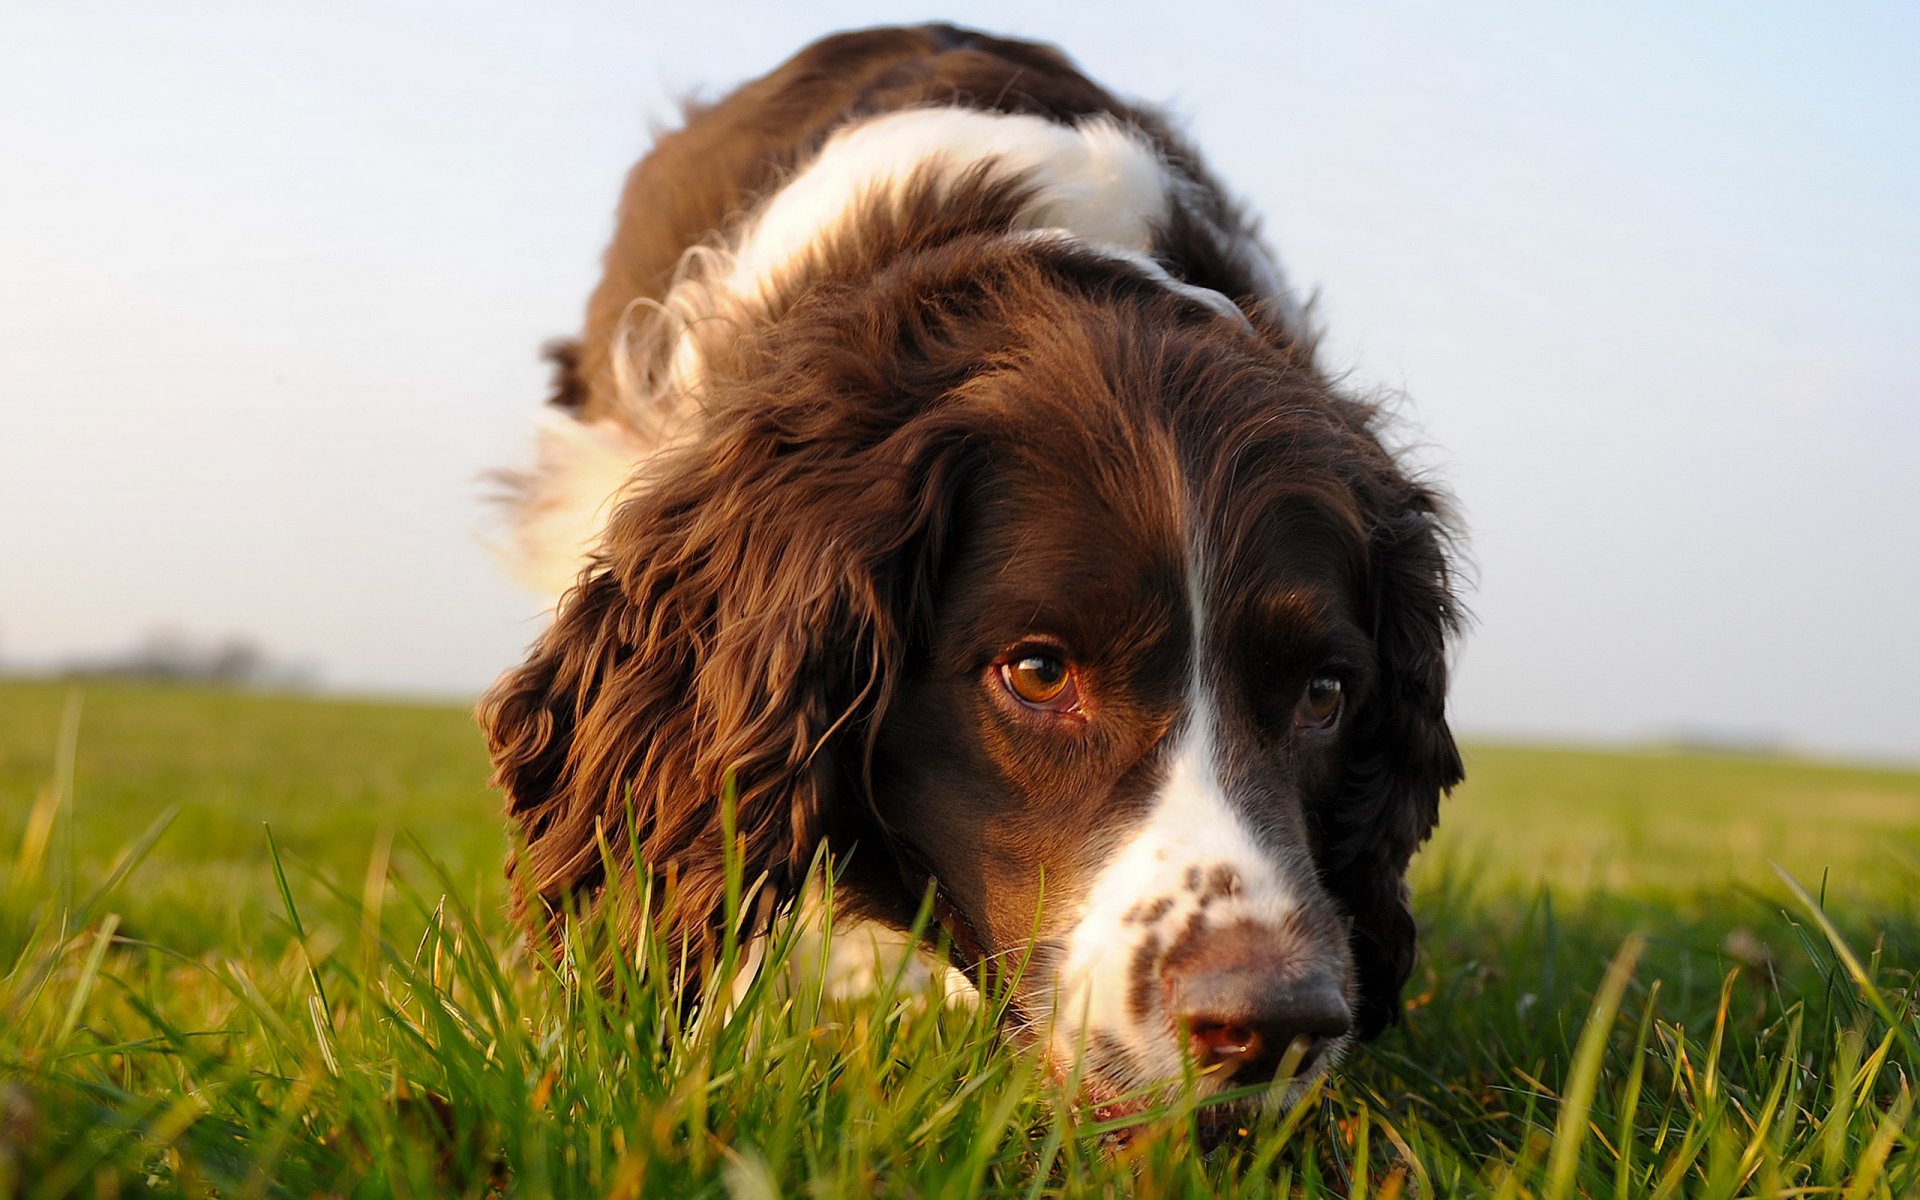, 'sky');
2,1,1916,762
